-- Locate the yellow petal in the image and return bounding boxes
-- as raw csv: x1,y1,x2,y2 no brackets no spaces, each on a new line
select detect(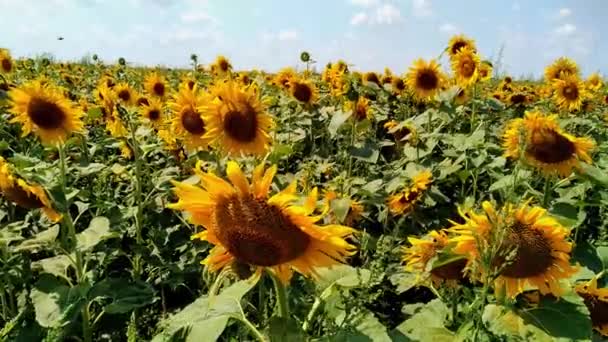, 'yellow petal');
226,161,250,195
